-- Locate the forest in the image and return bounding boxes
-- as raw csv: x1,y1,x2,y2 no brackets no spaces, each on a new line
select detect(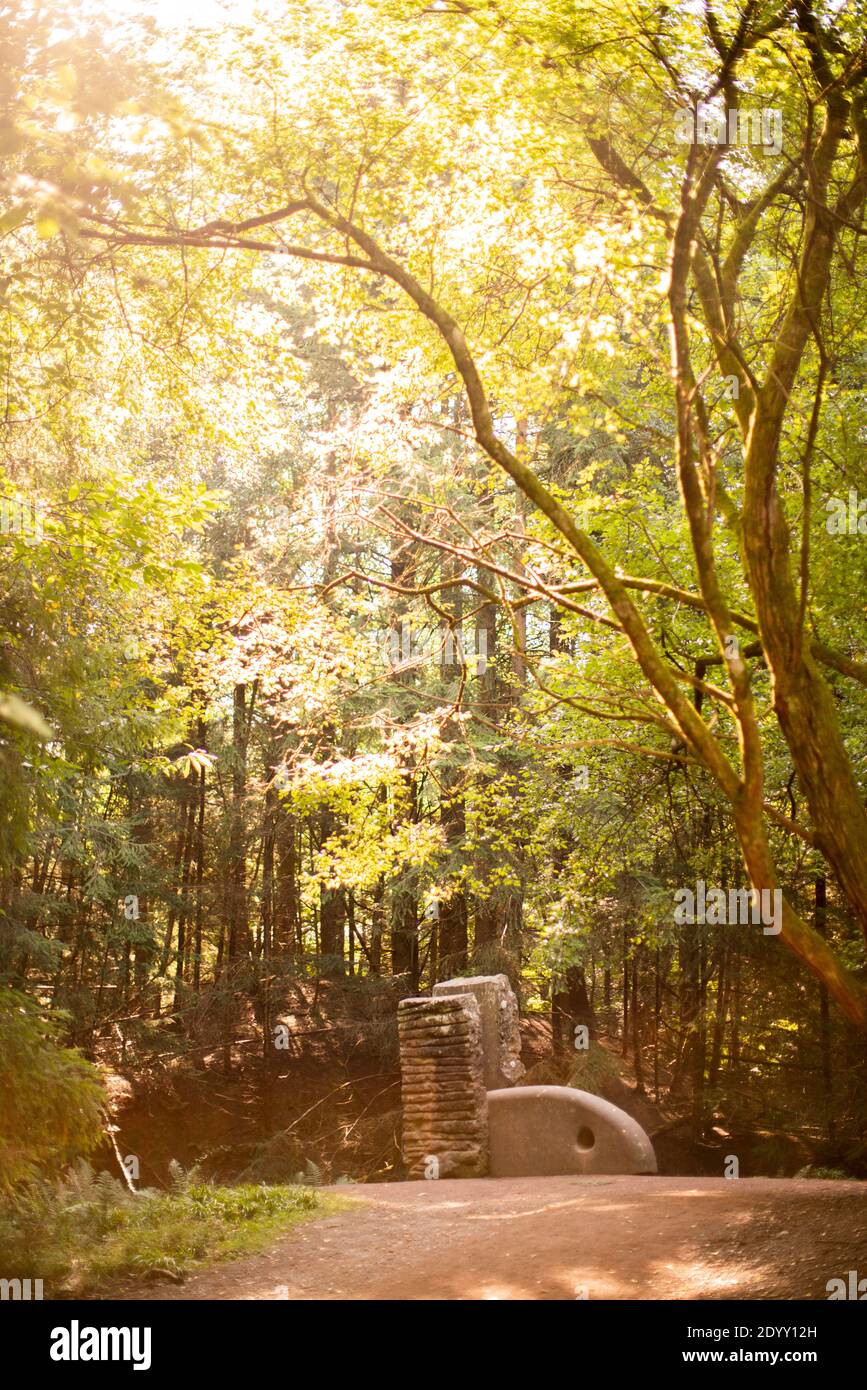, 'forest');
1,0,867,1307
